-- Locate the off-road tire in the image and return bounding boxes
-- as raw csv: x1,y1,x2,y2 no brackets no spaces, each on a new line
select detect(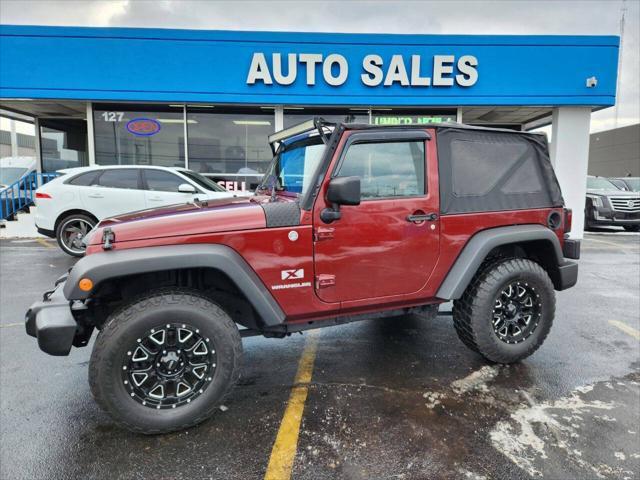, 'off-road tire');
55,213,96,257
452,258,555,363
89,288,242,434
